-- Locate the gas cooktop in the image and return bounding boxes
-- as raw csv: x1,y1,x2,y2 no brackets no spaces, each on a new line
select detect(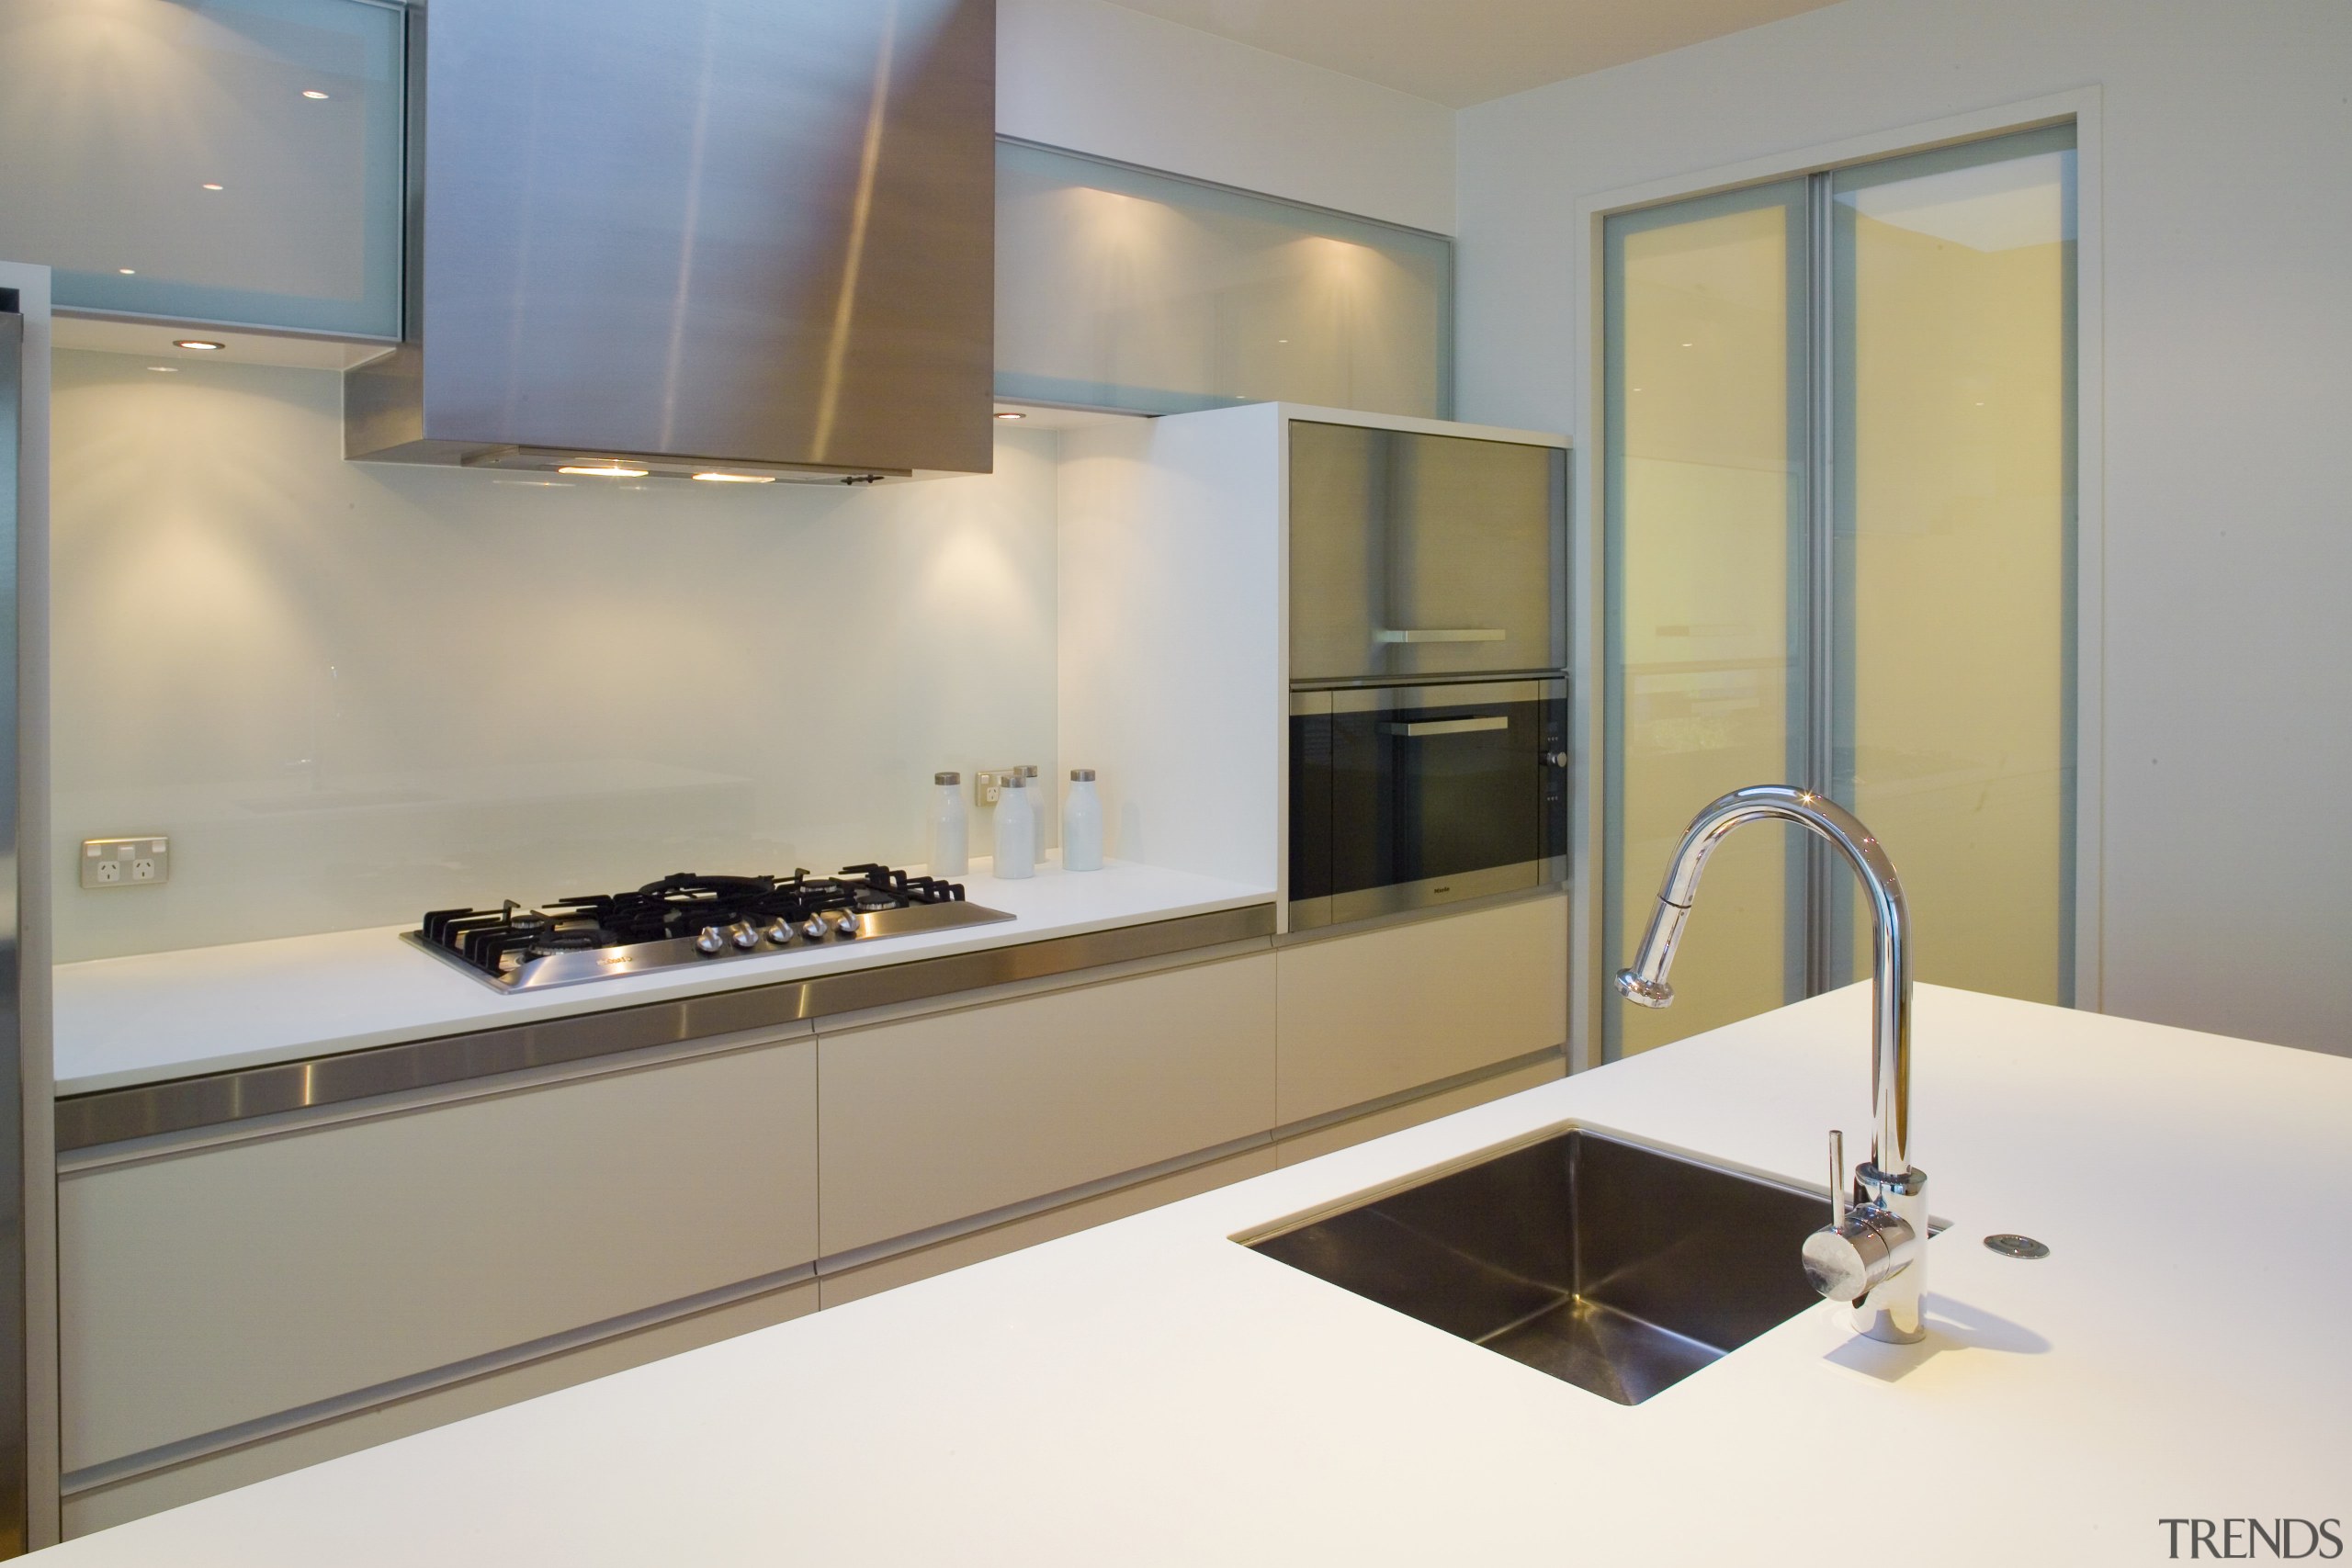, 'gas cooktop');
407,864,1014,992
